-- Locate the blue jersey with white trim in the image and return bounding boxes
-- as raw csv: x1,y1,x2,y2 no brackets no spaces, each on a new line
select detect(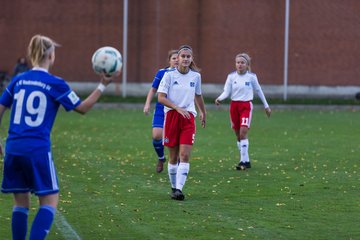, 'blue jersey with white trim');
152,67,174,110
0,69,81,155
